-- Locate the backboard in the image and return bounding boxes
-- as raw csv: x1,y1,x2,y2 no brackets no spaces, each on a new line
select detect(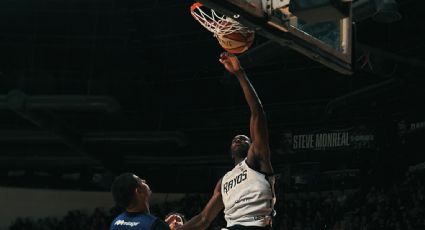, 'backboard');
197,0,353,75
